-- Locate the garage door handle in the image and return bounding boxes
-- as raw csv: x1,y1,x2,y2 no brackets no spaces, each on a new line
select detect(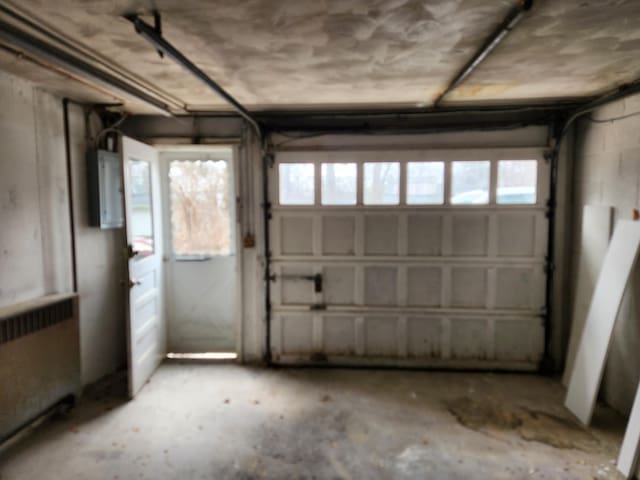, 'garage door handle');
271,273,323,293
